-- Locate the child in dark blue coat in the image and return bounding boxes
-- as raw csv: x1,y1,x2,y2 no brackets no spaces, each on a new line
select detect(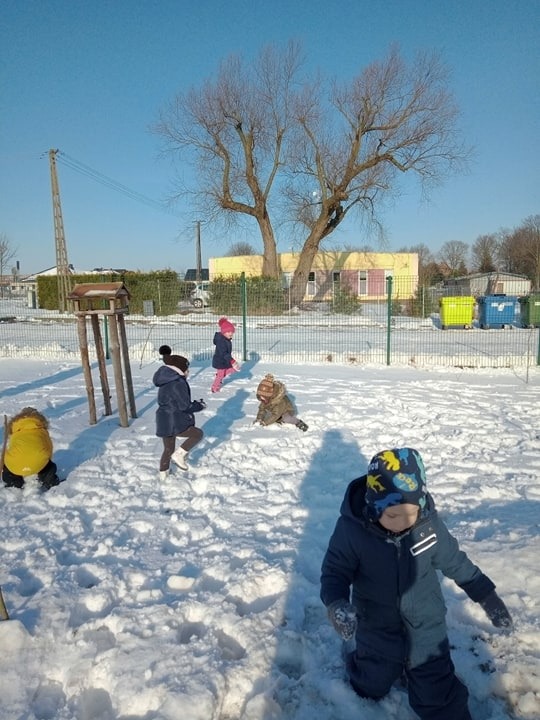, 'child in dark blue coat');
211,317,240,393
320,448,512,720
153,353,206,477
